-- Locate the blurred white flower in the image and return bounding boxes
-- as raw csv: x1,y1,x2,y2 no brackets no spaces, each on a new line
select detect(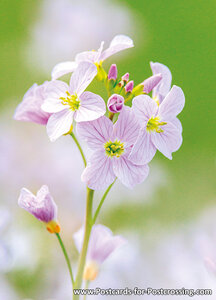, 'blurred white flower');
25,0,137,73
